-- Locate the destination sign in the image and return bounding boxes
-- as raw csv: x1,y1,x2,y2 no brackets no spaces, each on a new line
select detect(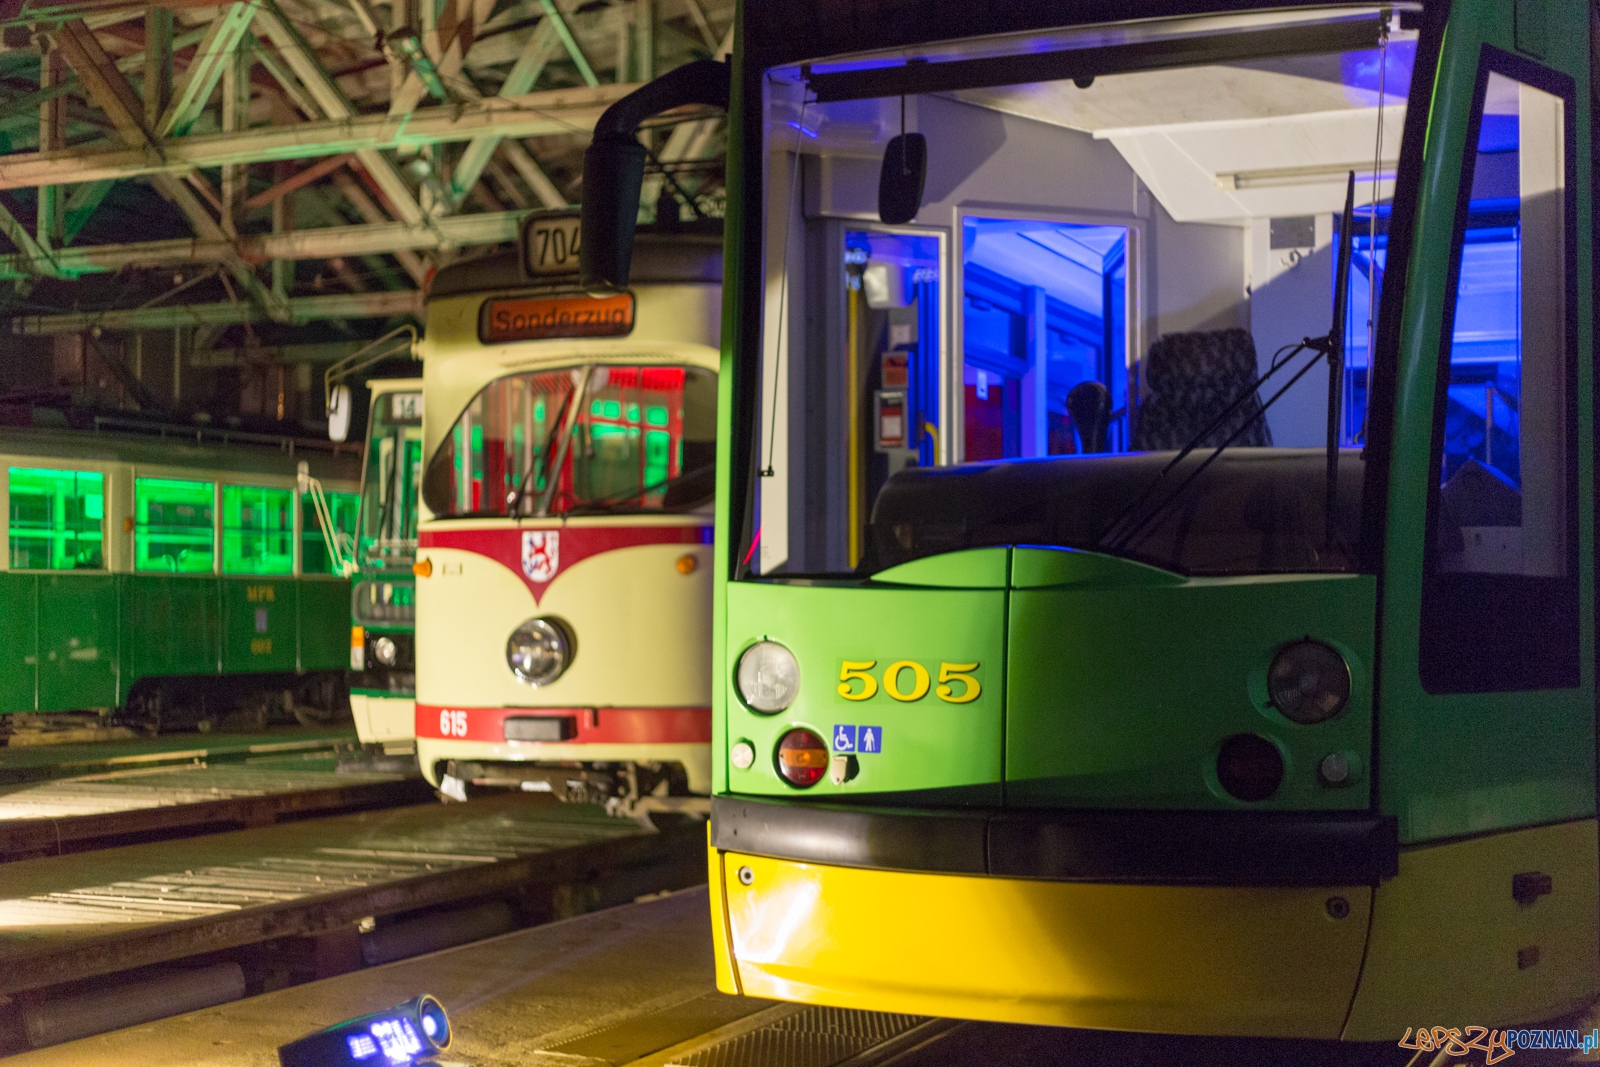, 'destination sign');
480,292,636,344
